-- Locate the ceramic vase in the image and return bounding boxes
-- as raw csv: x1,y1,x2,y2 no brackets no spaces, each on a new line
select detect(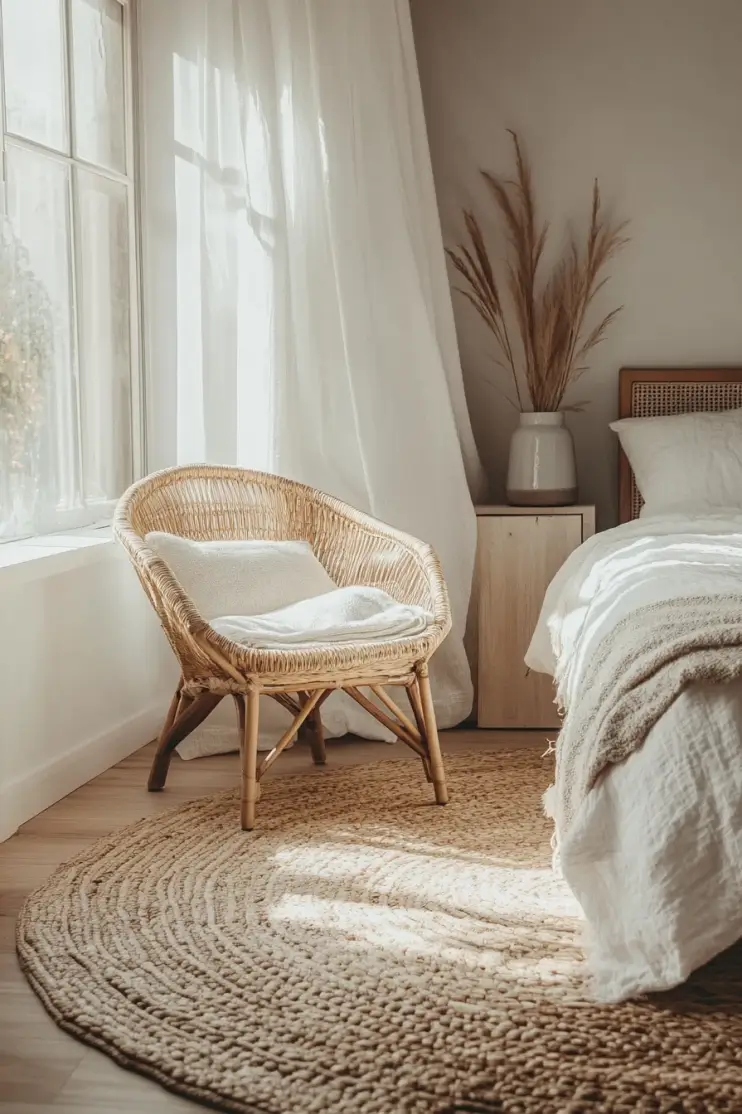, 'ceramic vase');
506,411,577,506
